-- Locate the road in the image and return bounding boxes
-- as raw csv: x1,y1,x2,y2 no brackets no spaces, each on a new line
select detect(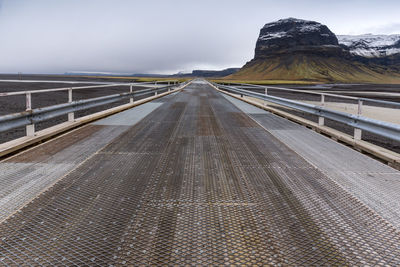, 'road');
0,80,400,265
